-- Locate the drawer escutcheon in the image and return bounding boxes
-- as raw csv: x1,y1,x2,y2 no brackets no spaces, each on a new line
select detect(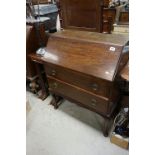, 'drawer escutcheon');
91,83,98,91
91,99,97,107
51,69,56,76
